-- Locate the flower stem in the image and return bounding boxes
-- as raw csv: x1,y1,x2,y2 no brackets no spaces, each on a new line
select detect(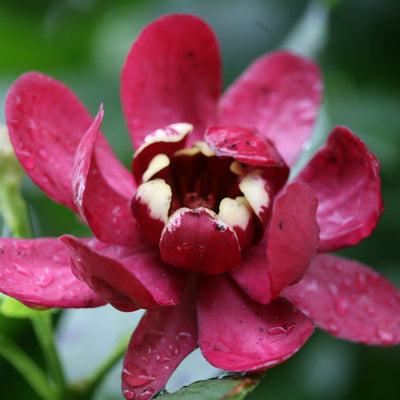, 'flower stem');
0,333,60,400
31,311,67,390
